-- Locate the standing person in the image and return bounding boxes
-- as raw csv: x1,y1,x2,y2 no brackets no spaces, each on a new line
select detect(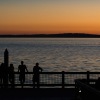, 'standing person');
33,63,43,88
3,63,8,88
18,61,28,88
9,64,14,88
0,63,4,87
